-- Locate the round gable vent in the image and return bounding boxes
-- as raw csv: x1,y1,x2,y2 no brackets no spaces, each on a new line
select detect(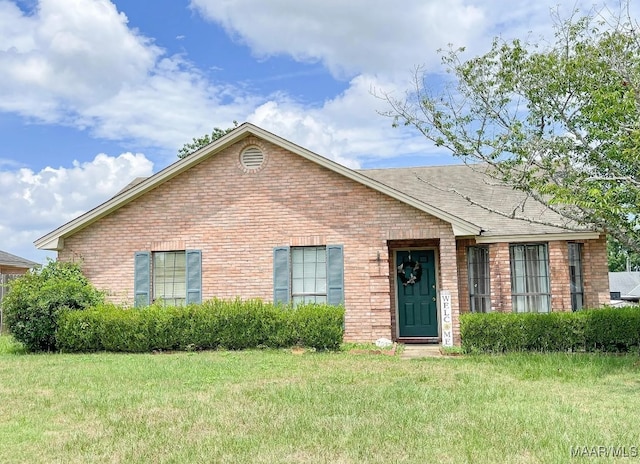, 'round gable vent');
240,146,265,170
